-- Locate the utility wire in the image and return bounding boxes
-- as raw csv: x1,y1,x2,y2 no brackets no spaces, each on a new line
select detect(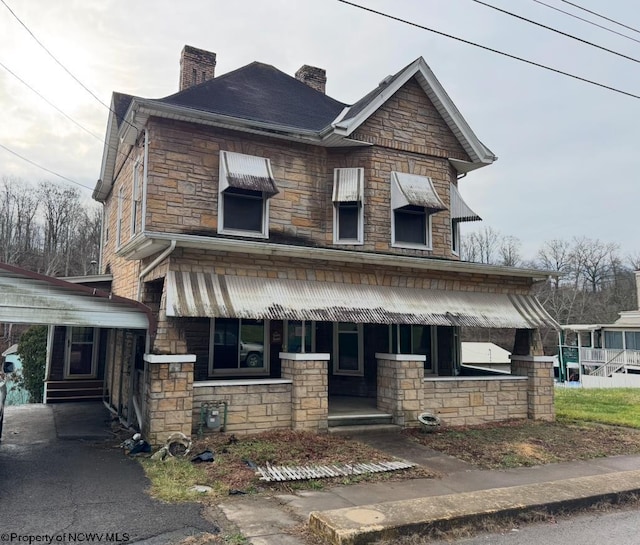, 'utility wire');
559,0,640,35
471,0,640,65
0,59,140,170
530,0,640,45
0,0,137,132
0,59,104,143
0,142,93,191
336,0,640,100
